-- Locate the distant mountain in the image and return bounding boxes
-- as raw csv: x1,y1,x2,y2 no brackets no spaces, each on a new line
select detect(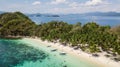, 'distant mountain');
83,12,120,16
60,12,120,17
0,11,120,17
26,13,42,17
1,11,119,17
0,11,5,14
27,12,120,17
27,13,60,17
